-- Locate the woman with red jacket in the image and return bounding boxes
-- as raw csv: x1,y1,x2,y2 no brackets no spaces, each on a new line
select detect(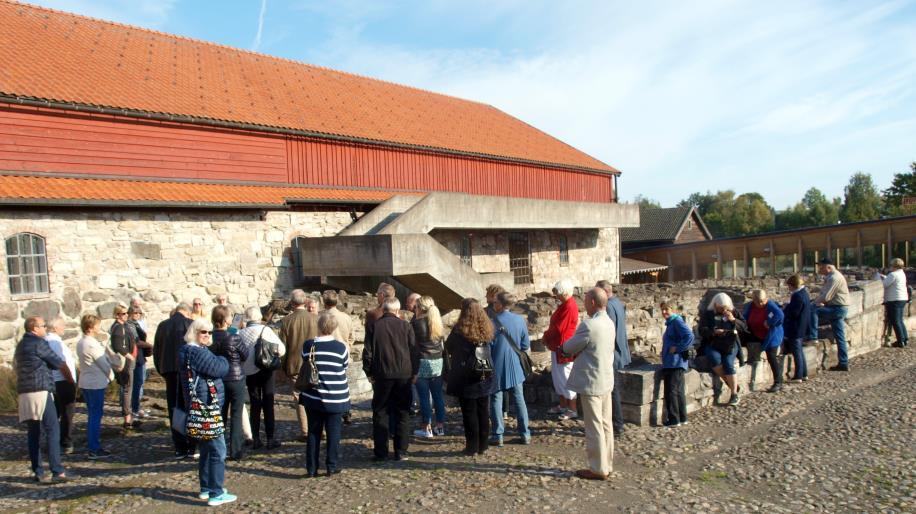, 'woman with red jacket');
543,279,581,420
